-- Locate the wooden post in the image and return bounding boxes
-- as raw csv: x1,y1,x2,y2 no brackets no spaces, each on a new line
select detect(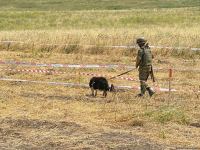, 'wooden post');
168,67,173,105
169,68,172,91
